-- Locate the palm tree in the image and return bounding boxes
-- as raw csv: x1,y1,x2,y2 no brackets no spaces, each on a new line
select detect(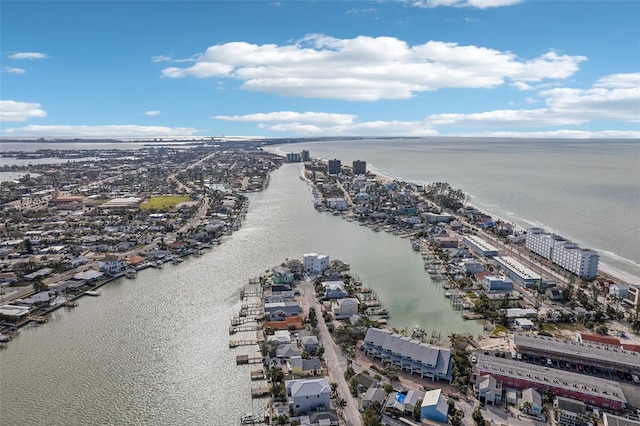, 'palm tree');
521,401,532,415
330,381,339,399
